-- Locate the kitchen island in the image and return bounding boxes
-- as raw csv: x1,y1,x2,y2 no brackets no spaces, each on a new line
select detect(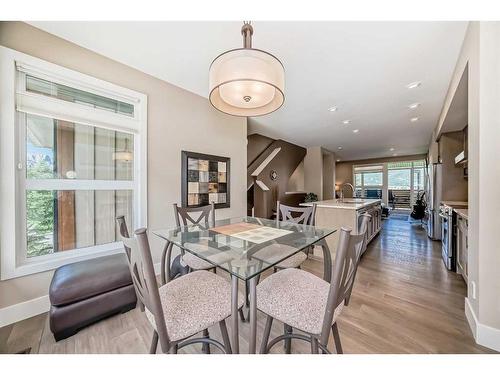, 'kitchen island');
301,198,382,258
